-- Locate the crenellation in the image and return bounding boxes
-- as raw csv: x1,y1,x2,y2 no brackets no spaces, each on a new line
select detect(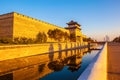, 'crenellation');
0,12,86,43
14,12,63,29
